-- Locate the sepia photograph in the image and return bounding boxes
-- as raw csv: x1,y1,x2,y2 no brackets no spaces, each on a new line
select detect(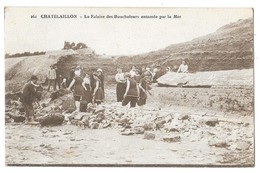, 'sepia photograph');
4,7,254,166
